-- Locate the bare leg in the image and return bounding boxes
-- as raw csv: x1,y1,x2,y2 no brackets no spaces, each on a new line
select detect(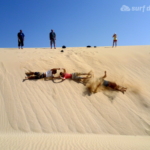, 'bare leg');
27,76,38,79
93,71,107,93
23,76,37,82
119,87,127,94
78,73,91,75
25,72,35,76
76,73,92,81
54,40,56,49
23,76,29,82
114,41,117,47
80,76,91,79
113,85,127,94
50,40,52,49
118,89,126,94
115,41,117,47
112,41,114,47
81,71,93,85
